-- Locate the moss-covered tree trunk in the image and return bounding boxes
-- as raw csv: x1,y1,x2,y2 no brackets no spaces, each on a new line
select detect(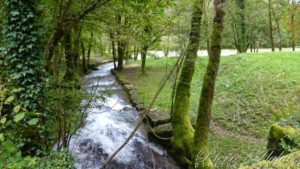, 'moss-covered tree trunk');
141,45,149,74
268,0,275,52
193,0,226,168
171,0,204,166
